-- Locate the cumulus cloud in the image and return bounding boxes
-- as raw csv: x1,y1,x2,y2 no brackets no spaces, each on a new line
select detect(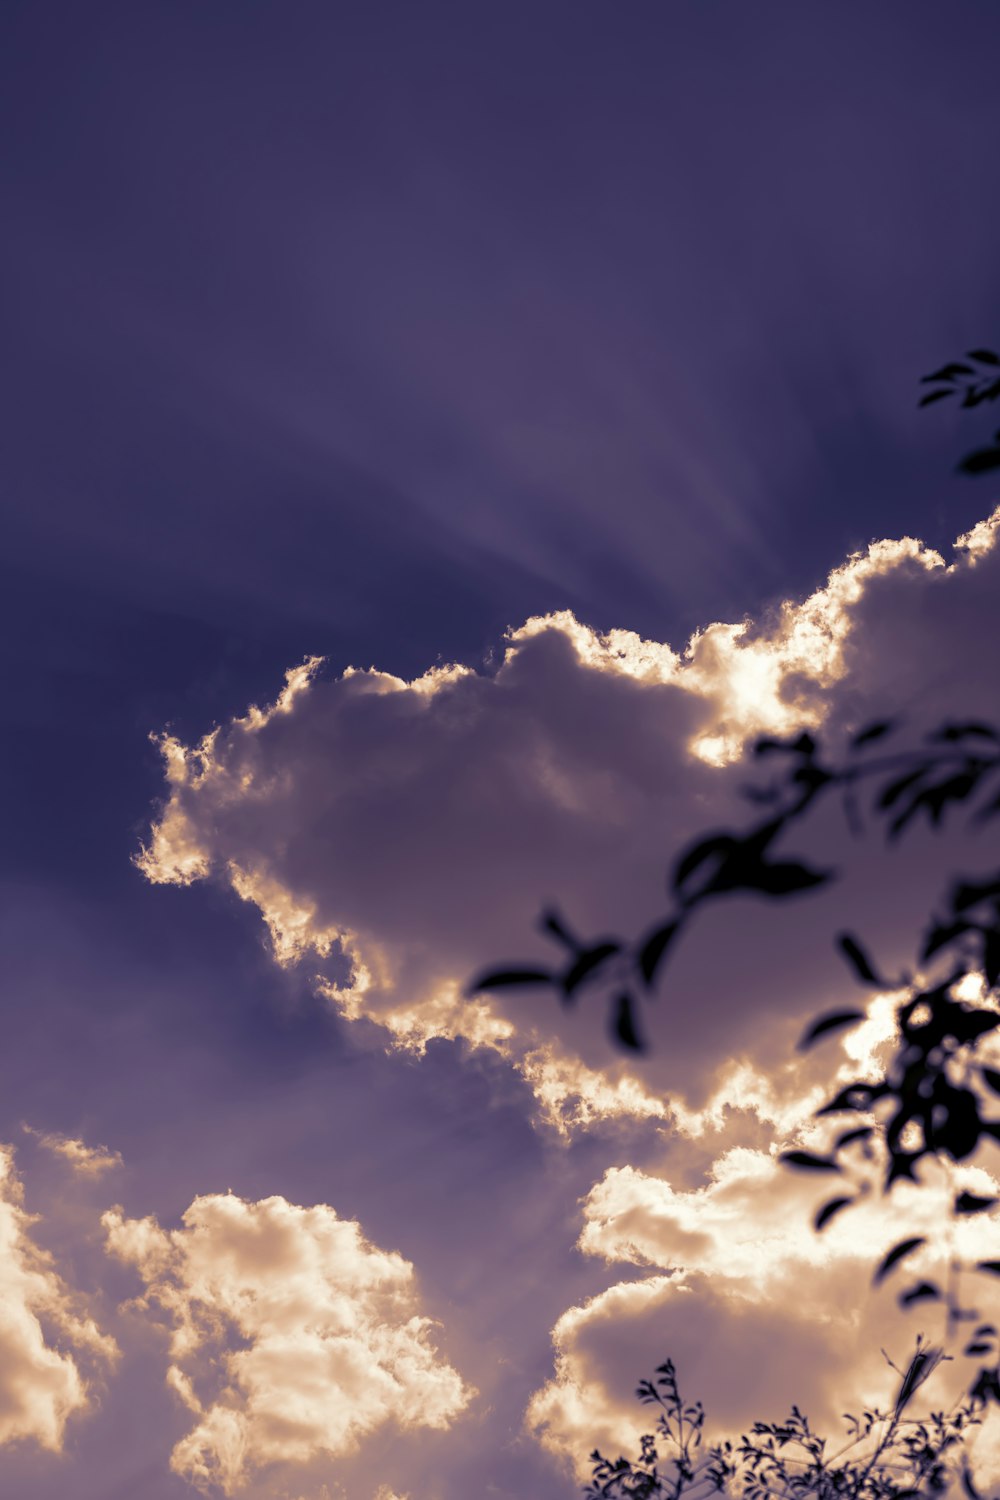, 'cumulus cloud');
104,1190,472,1494
527,1081,1000,1482
135,508,1000,1133
23,1125,123,1177
0,1145,117,1451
